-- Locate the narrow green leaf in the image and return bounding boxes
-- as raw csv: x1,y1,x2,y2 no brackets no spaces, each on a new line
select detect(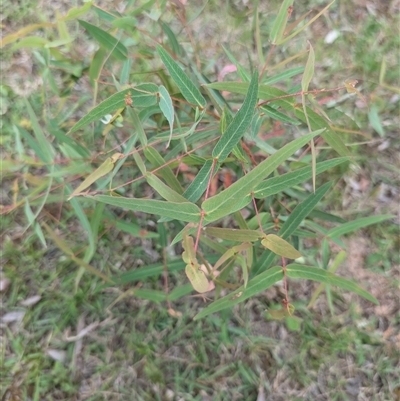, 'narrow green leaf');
212,72,258,162
294,107,350,156
182,159,216,202
194,266,283,320
204,227,263,242
263,66,304,85
286,264,379,305
261,105,300,125
269,0,294,45
203,130,324,223
254,158,348,199
261,234,302,259
254,182,332,274
161,21,182,56
23,99,54,164
157,45,206,108
68,84,158,134
91,195,201,223
61,2,92,21
206,82,295,109
146,173,188,203
327,215,394,239
158,85,175,147
144,146,183,194
278,0,335,46
301,43,315,92
78,20,128,60
368,105,385,137
68,153,122,200
89,47,107,85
